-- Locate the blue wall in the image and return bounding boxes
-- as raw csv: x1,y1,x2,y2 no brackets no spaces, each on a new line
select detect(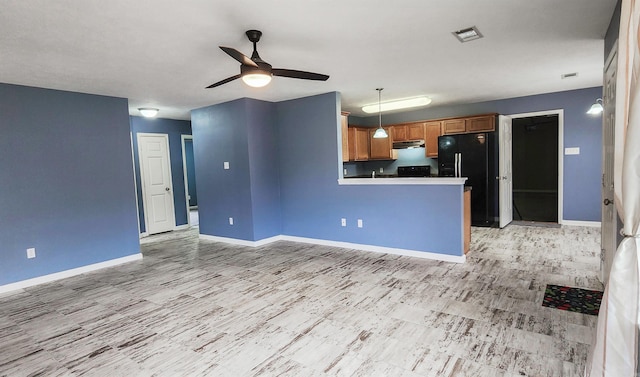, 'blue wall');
192,93,464,255
130,116,192,233
0,83,140,286
276,93,463,254
352,87,603,222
